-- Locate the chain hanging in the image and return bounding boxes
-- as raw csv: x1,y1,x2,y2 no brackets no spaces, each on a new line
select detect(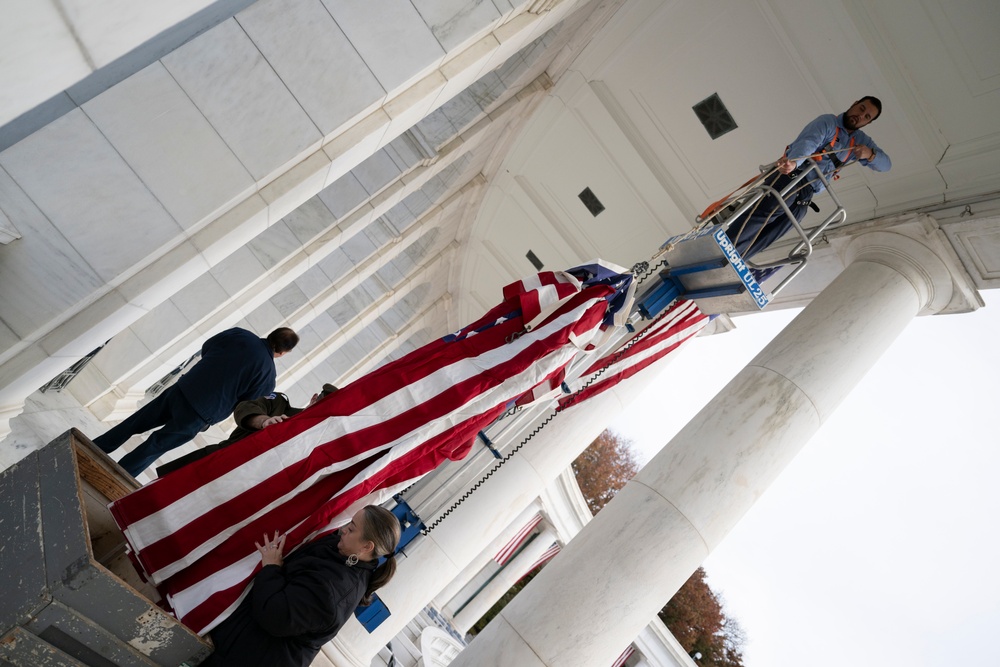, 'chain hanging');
417,304,672,535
